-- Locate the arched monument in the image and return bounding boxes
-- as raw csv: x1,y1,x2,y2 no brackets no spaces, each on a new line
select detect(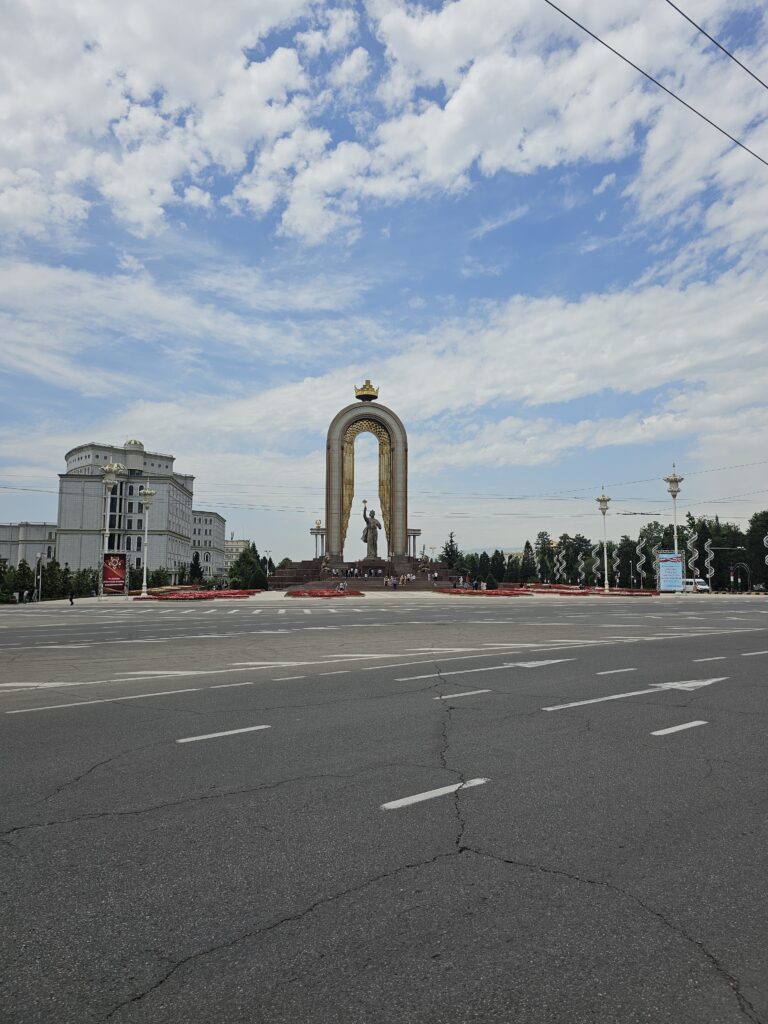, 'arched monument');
325,381,409,561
